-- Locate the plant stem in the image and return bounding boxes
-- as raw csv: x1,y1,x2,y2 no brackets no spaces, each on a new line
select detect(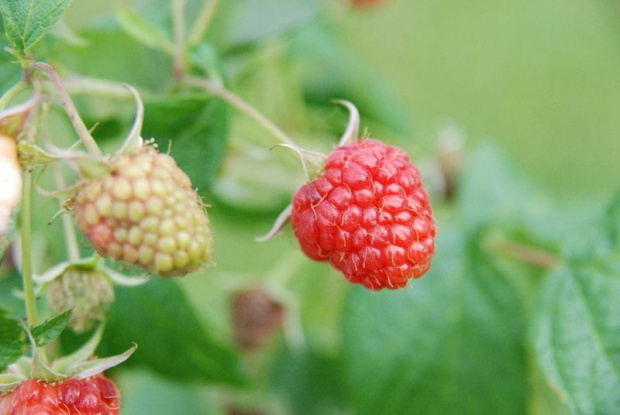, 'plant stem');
188,0,220,46
63,76,135,100
20,170,50,366
28,63,102,156
494,240,560,269
20,171,39,328
53,164,80,261
172,0,187,79
183,76,296,146
0,82,28,111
